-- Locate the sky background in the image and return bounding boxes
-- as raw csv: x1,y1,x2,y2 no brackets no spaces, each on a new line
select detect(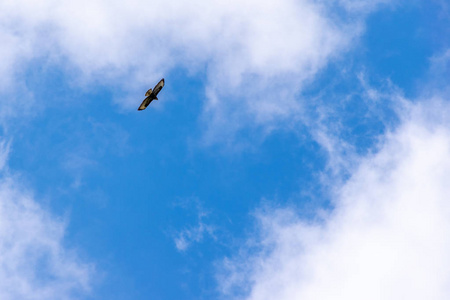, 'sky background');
1,0,450,299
